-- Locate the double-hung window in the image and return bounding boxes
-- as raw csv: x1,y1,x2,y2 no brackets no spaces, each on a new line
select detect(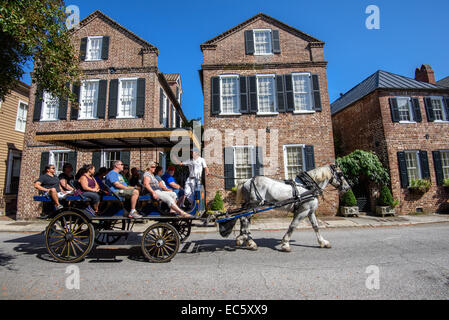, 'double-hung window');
283,145,305,180
397,97,414,122
118,78,137,118
441,151,449,180
79,80,99,119
49,151,69,176
41,91,59,121
253,29,272,55
233,146,255,185
86,36,103,61
220,75,240,115
405,151,421,184
430,97,447,121
102,151,121,169
292,73,313,112
15,101,28,132
257,75,276,114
